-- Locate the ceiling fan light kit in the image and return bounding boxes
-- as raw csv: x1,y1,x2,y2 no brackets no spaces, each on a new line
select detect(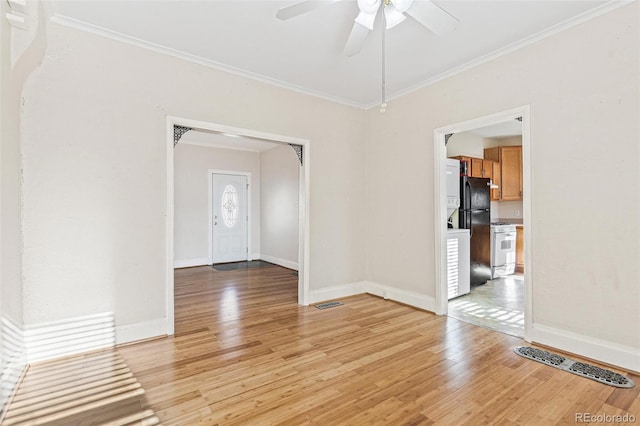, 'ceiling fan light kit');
384,5,406,29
